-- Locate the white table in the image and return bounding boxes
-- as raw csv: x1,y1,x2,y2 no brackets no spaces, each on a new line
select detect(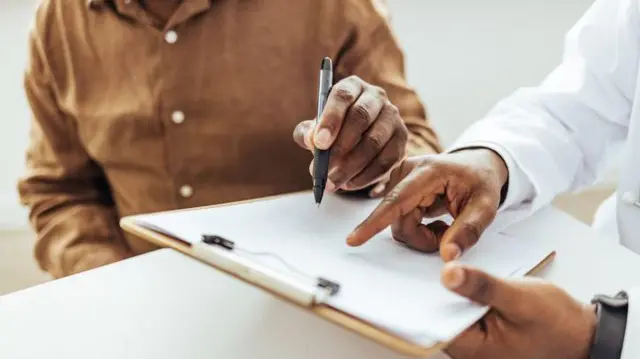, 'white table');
1,207,640,359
